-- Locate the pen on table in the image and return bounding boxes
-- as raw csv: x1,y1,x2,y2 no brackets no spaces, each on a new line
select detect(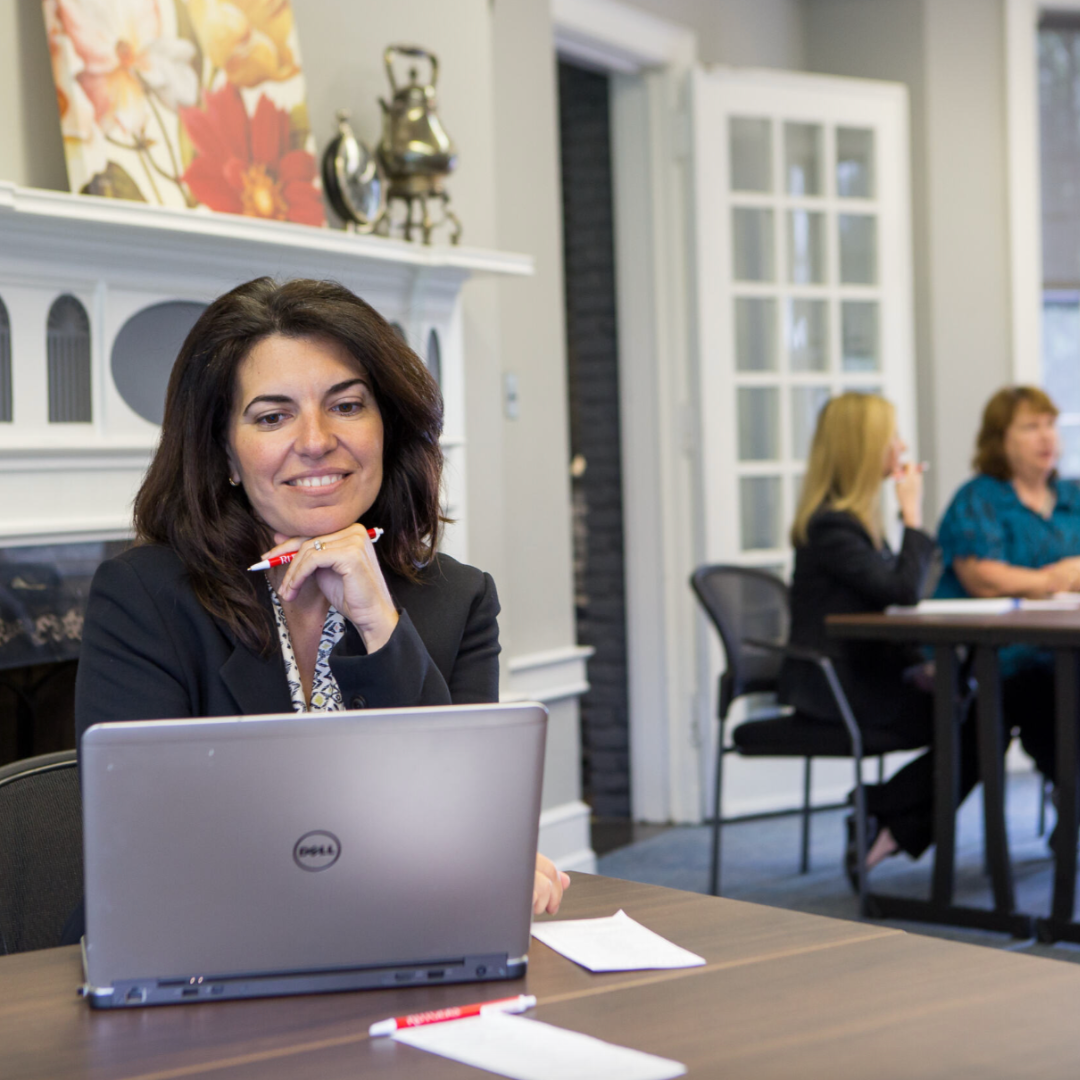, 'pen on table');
247,527,383,571
368,993,537,1037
